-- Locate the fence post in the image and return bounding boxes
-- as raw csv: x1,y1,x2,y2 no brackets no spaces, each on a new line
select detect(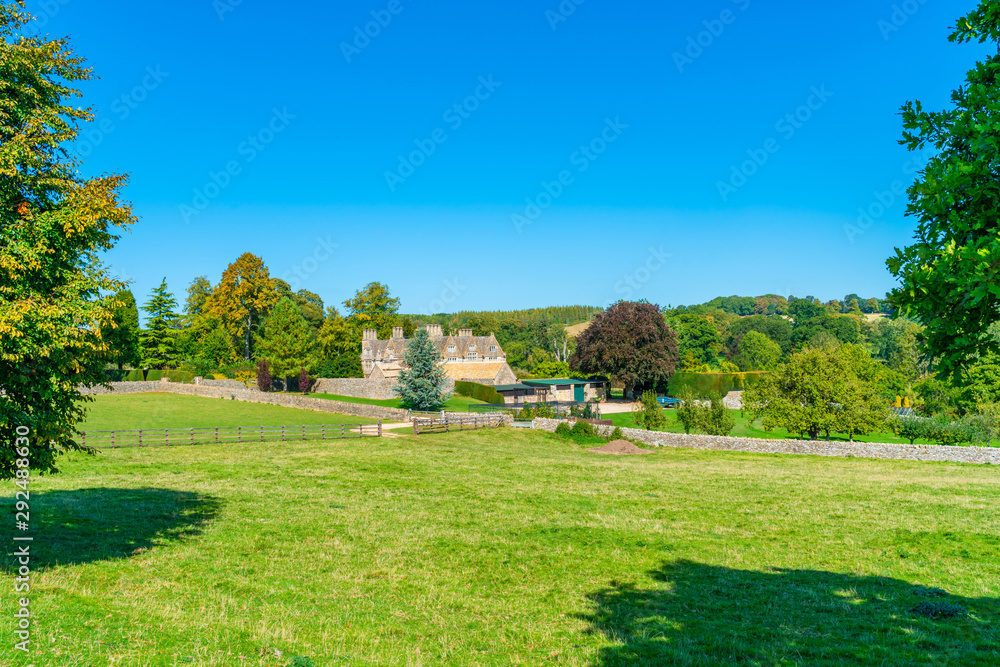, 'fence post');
282,425,285,441
445,418,449,433
342,424,345,439
260,426,264,442
412,420,417,435
191,428,194,445
303,424,306,440
215,427,218,444
165,429,168,446
138,430,142,446
378,419,382,437
111,430,114,447
322,424,326,440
